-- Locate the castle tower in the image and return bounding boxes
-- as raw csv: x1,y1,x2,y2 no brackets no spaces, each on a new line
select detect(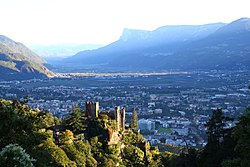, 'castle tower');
121,107,126,131
114,106,126,131
86,101,99,119
114,106,121,130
